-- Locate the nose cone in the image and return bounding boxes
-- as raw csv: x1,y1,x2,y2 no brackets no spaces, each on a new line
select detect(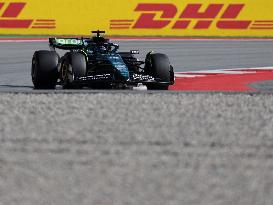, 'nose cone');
107,55,130,81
